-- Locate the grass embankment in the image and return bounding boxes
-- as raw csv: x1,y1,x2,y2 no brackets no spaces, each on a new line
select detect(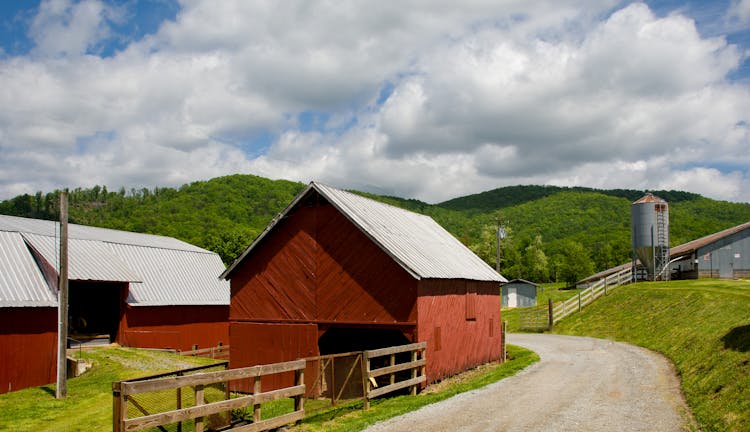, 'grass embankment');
292,344,537,432
551,279,750,432
502,282,578,332
0,344,538,432
0,347,217,432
